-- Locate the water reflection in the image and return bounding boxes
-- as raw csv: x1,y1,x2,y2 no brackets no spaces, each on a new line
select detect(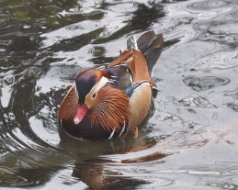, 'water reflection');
0,0,238,189
95,1,165,44
0,128,162,188
72,162,147,190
